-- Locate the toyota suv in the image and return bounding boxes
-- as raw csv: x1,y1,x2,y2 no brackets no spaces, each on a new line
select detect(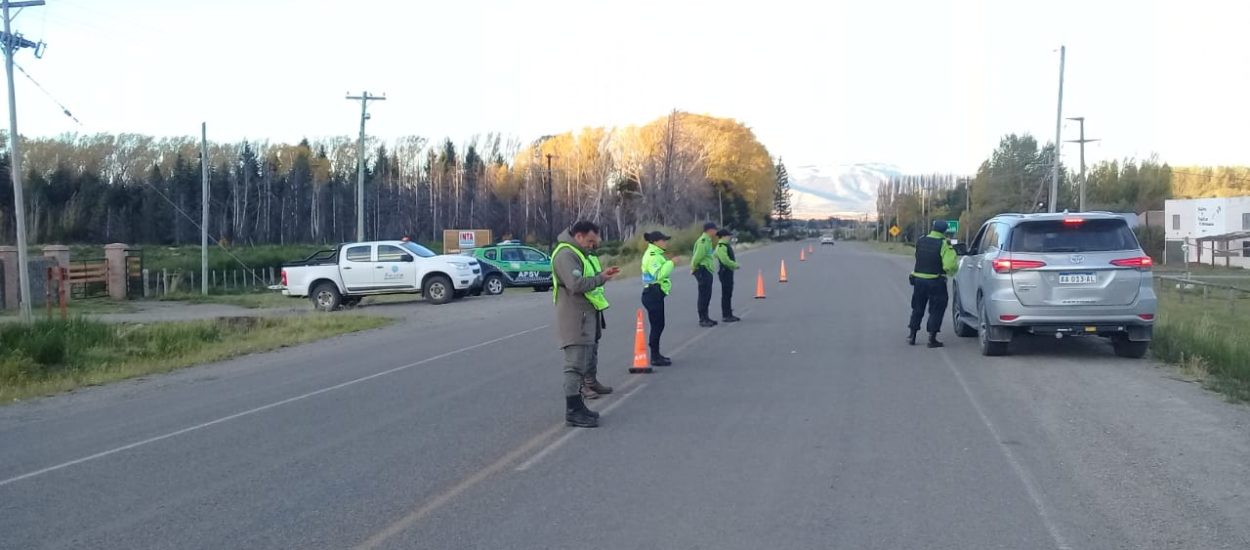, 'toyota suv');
951,212,1157,358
